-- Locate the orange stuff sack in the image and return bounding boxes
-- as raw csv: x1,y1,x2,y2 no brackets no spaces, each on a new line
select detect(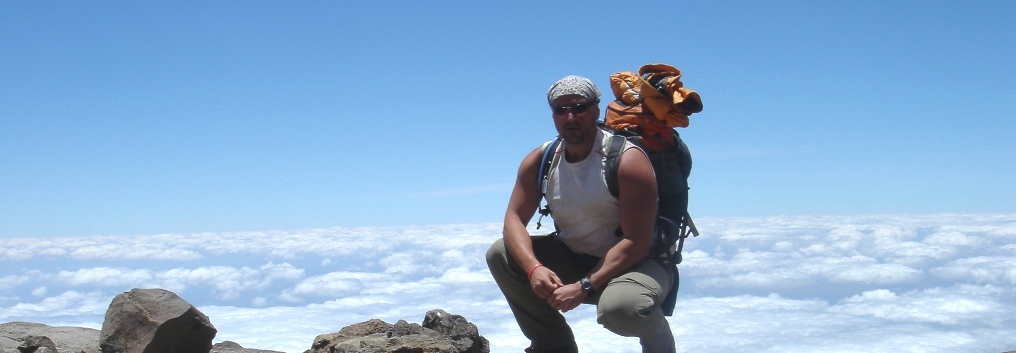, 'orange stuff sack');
605,101,675,152
605,63,703,152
